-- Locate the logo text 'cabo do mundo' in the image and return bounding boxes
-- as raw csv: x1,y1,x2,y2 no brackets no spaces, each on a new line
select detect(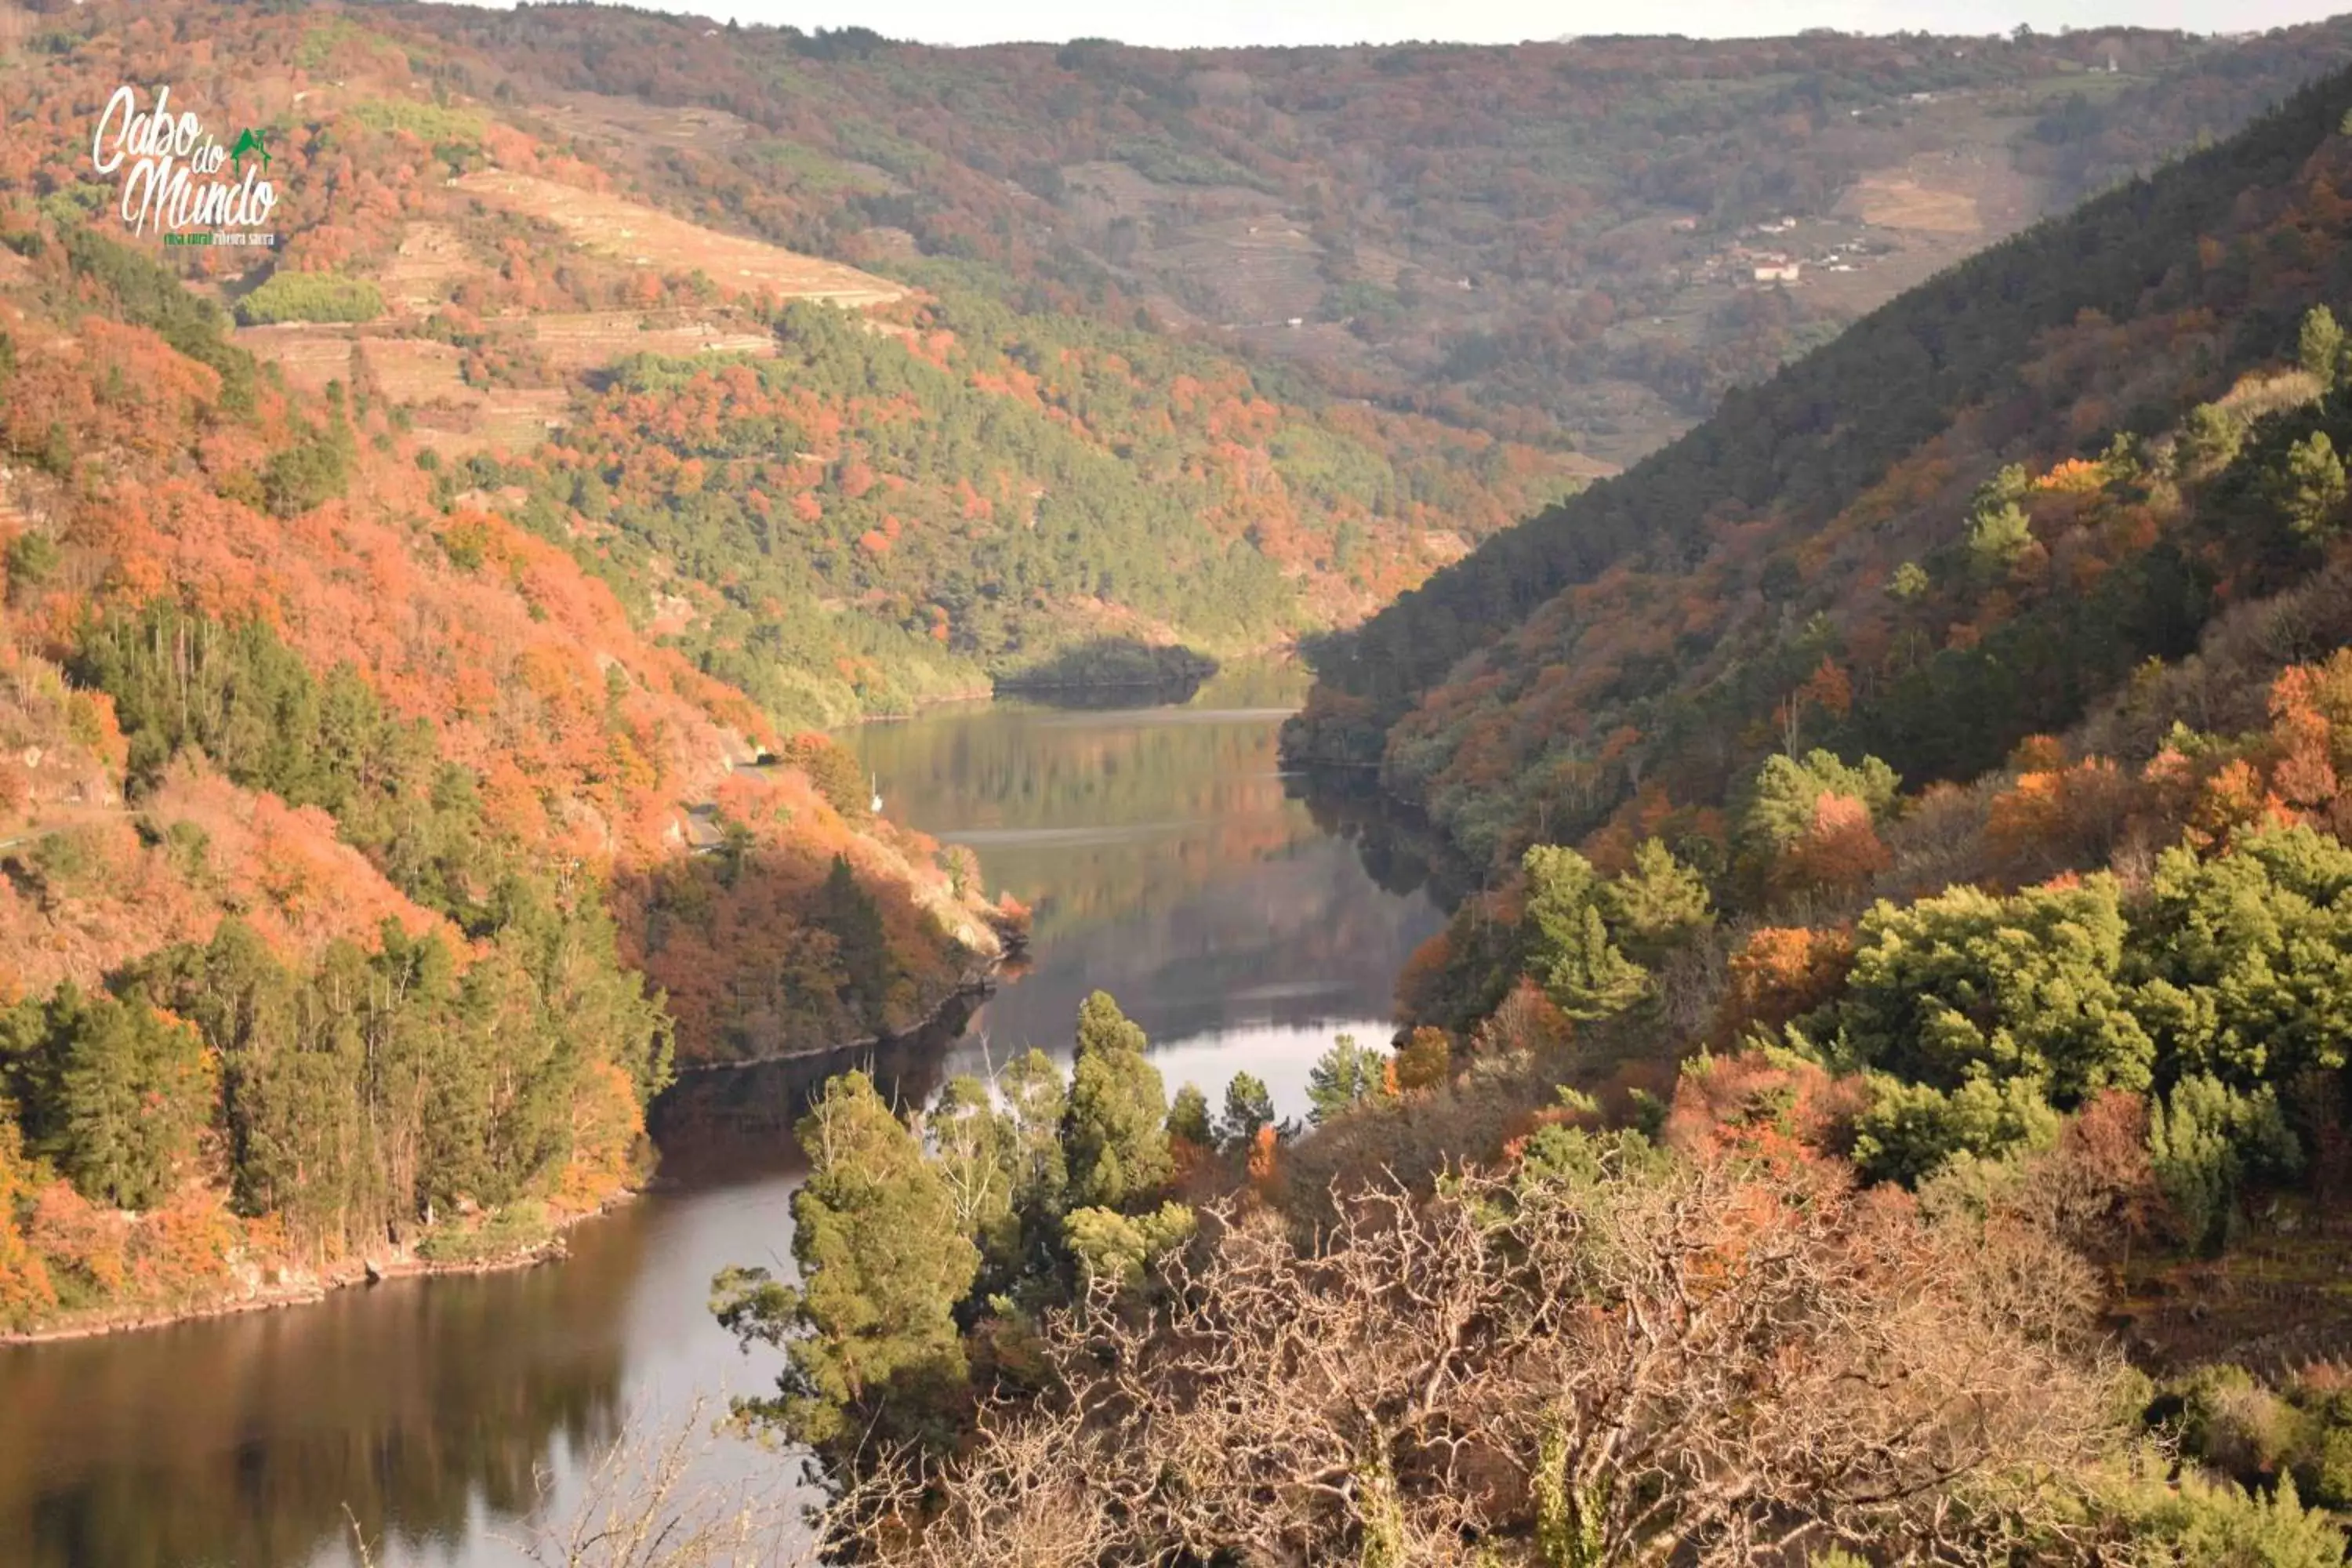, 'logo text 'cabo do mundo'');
91,85,278,245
